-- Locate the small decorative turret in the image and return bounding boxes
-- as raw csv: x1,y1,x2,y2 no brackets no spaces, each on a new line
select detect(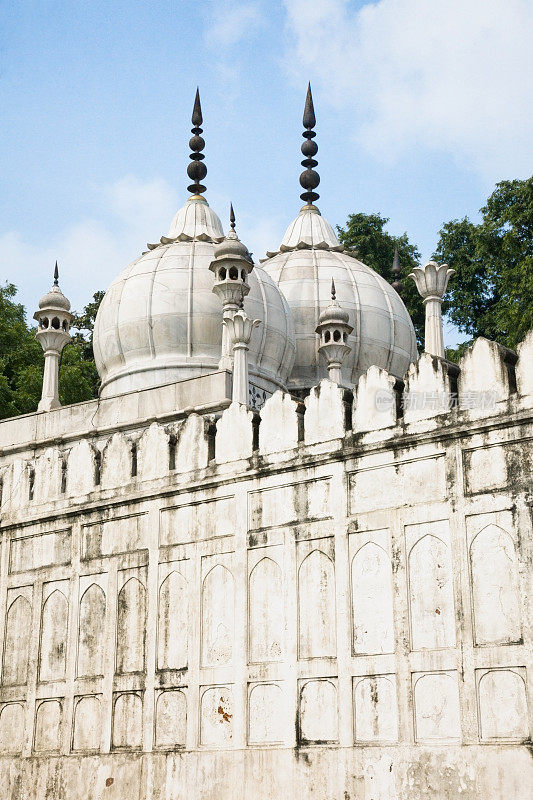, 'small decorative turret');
33,262,74,411
224,299,261,405
187,88,207,196
316,279,354,385
391,247,402,294
300,83,320,207
210,205,255,369
409,261,455,359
